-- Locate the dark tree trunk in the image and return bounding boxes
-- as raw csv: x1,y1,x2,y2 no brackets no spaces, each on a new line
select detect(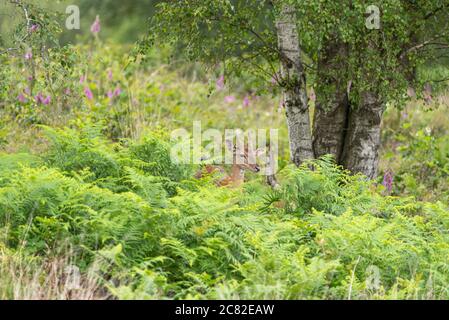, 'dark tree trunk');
312,41,349,163
313,96,349,163
313,36,386,179
341,91,384,179
275,4,314,166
